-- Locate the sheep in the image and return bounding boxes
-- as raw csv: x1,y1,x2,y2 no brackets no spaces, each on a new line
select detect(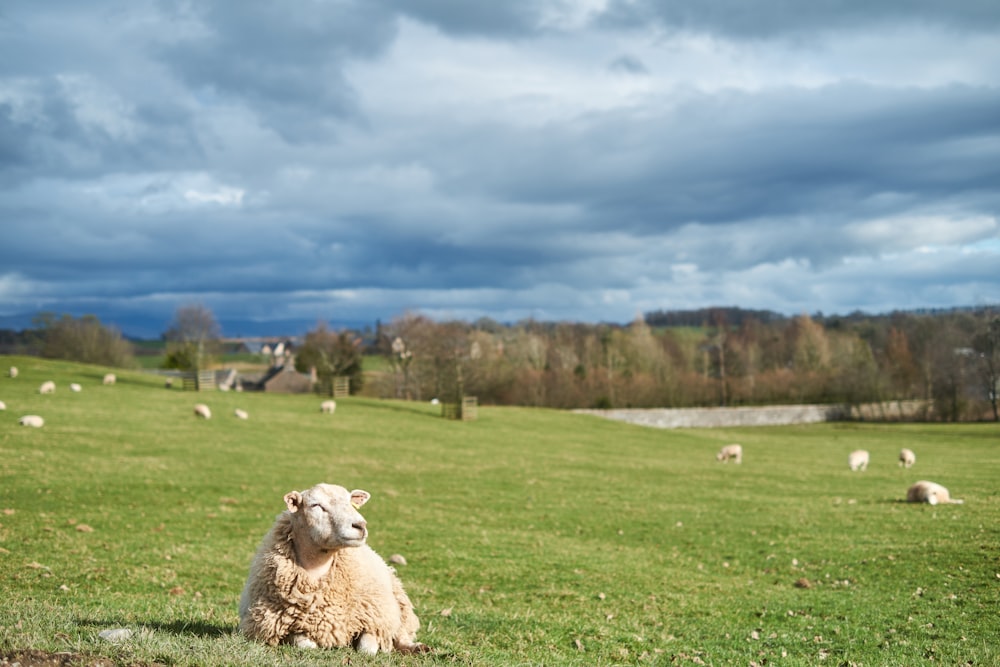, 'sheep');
239,483,427,655
906,480,963,505
715,443,742,464
193,403,212,419
899,448,916,468
8,366,17,378
70,383,82,392
320,400,337,414
0,400,6,410
234,408,249,420
38,381,55,394
103,373,116,385
848,449,870,472
19,415,44,428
